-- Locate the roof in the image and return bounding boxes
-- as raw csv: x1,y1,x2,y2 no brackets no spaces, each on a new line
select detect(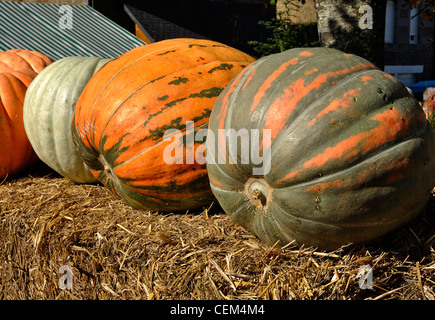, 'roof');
0,1,146,60
124,4,208,43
